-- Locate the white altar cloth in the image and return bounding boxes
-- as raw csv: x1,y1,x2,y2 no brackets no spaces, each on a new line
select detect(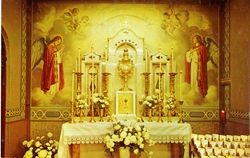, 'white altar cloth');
58,121,192,158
